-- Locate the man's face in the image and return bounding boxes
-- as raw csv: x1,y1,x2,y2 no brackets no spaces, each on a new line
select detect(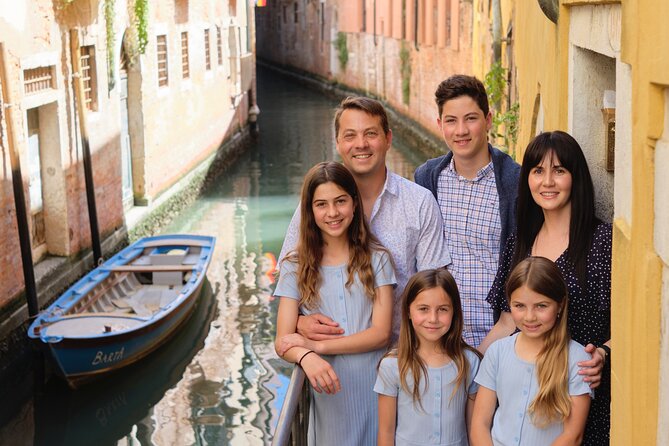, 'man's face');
336,109,391,178
437,95,492,163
